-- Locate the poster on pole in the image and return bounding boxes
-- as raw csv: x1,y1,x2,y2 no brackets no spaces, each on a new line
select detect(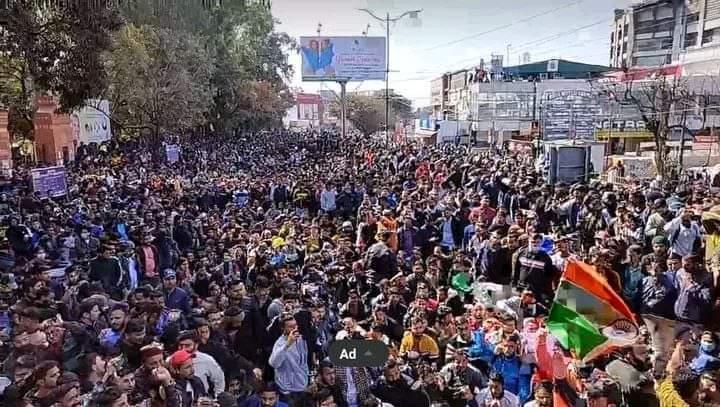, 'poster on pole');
165,144,180,163
31,166,68,198
300,36,386,82
71,99,112,144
